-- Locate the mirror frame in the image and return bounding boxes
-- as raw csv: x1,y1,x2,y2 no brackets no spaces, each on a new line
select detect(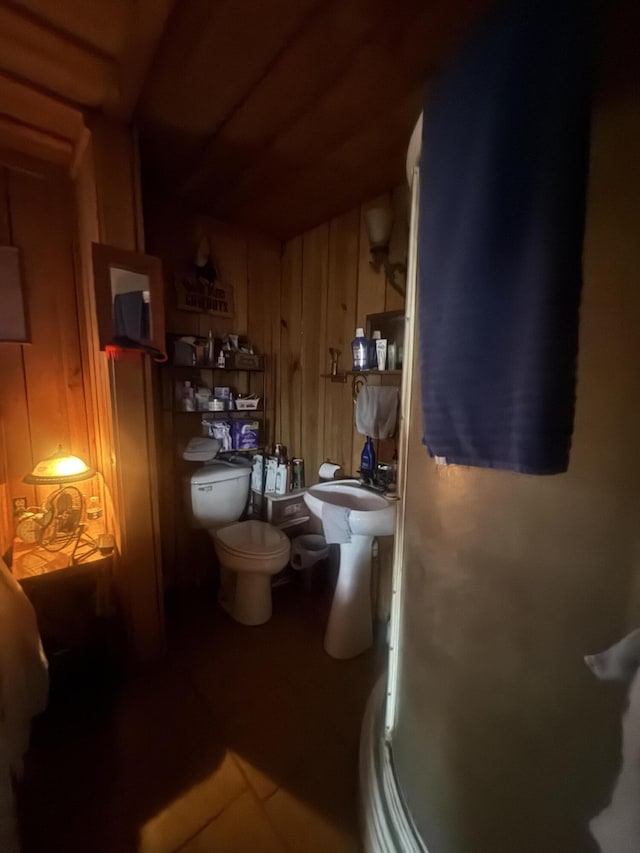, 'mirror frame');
92,243,165,354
